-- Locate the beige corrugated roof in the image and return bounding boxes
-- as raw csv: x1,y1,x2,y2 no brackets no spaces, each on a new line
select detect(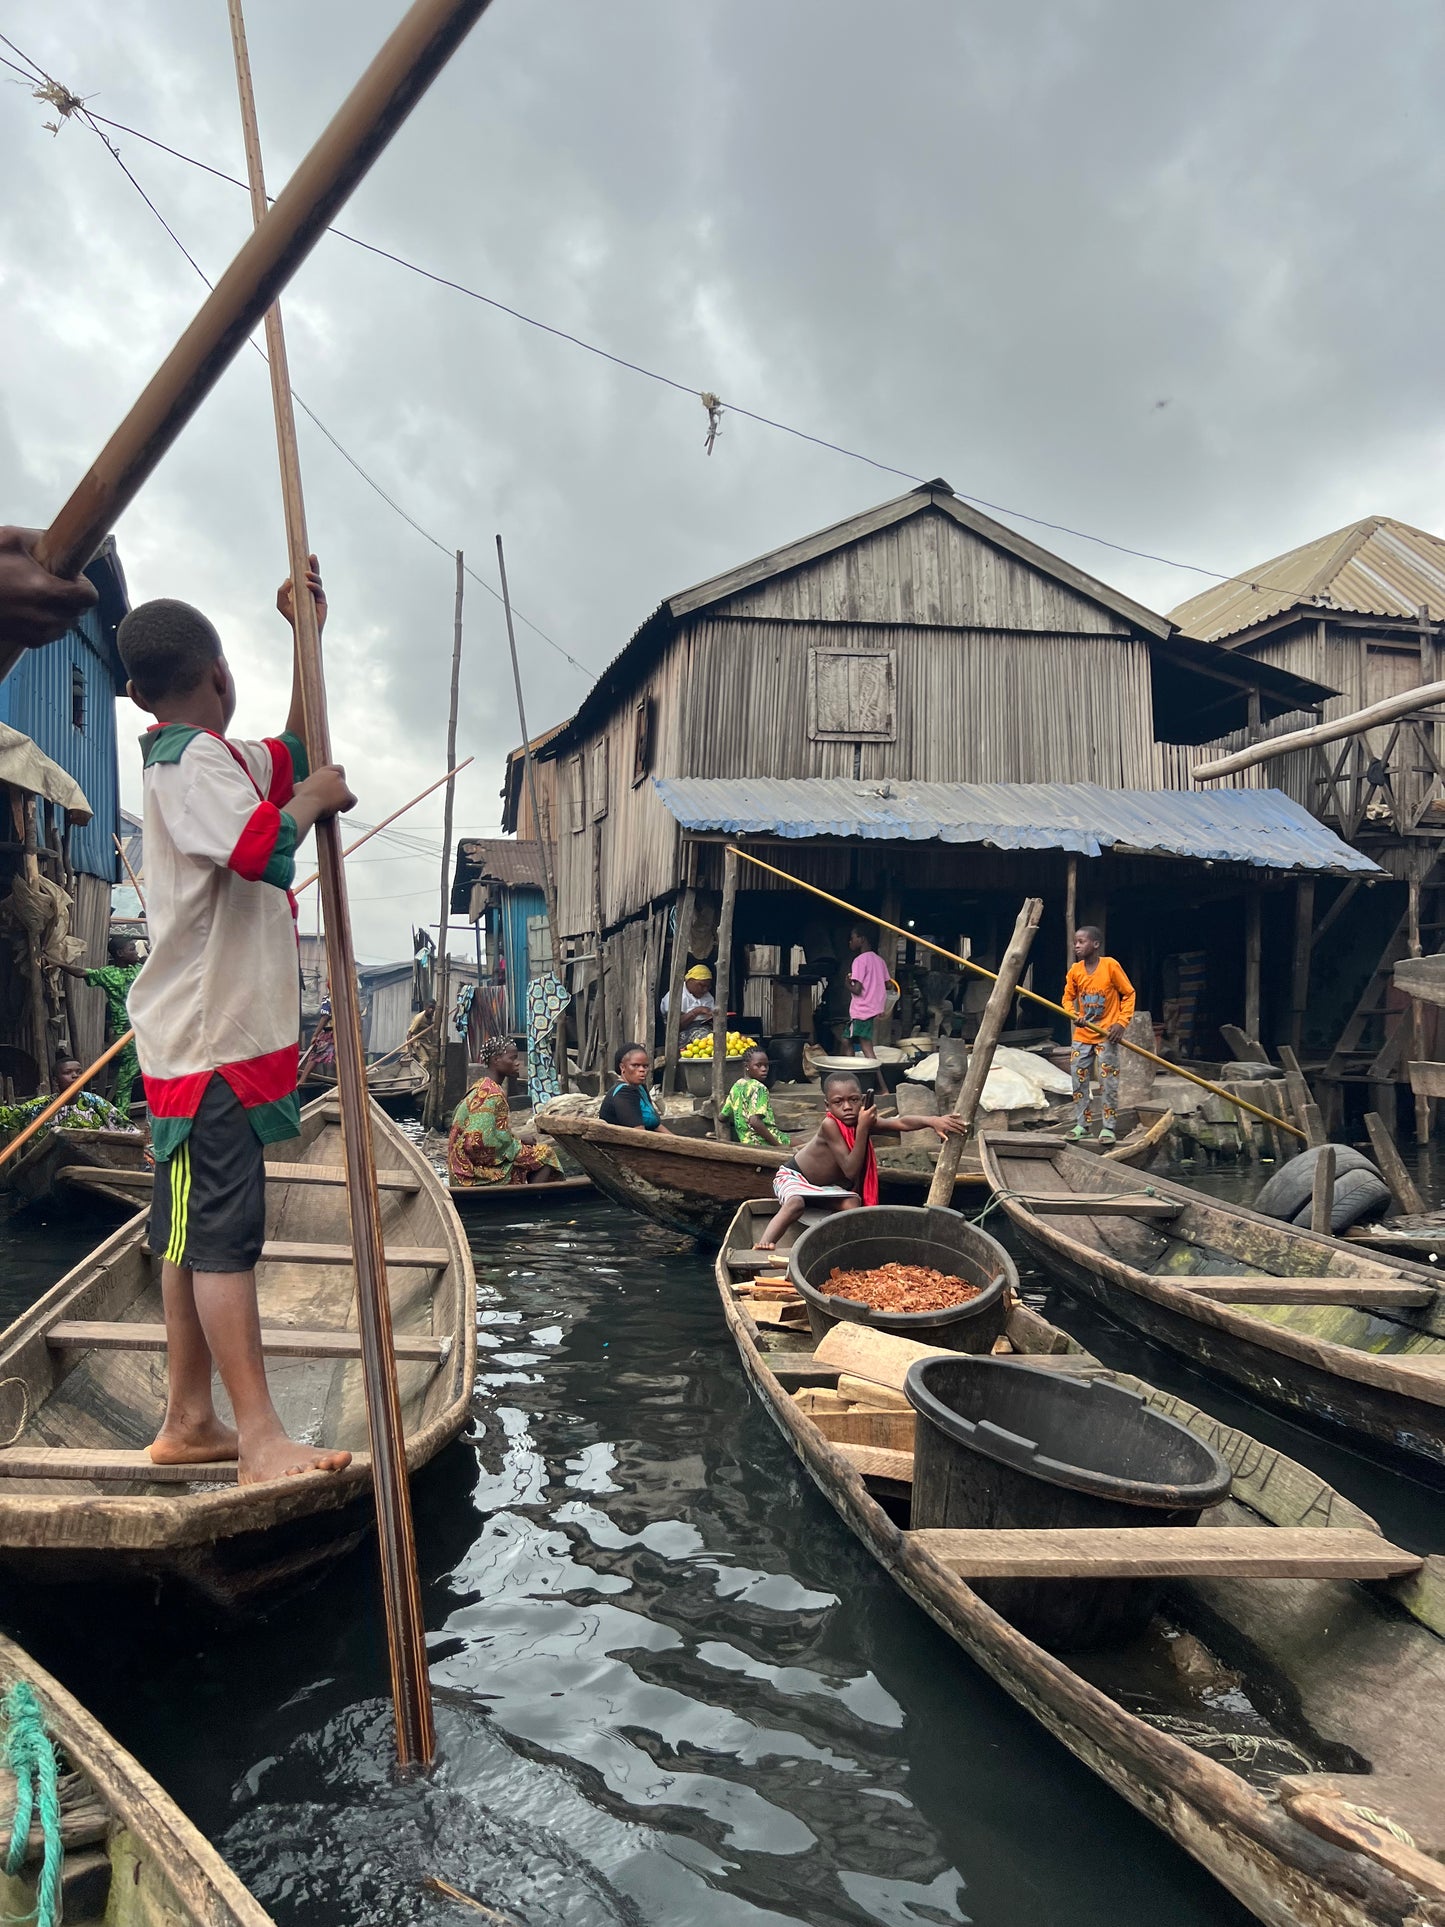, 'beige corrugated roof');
1169,516,1445,643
